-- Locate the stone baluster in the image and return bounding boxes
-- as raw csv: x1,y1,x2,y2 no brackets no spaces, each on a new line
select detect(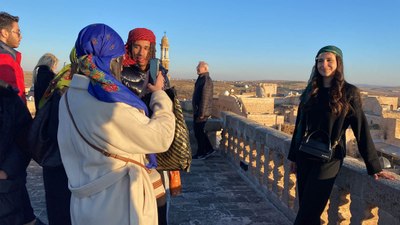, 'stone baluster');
282,160,290,207
283,159,296,210
337,190,351,225
290,172,298,212
219,128,228,155
244,139,250,165
261,145,269,187
256,142,264,185
262,146,273,191
272,151,282,197
276,153,285,198
327,186,340,225
227,128,234,158
349,196,378,225
238,136,245,163
234,134,240,163
267,150,274,191
249,141,257,177
320,200,330,225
